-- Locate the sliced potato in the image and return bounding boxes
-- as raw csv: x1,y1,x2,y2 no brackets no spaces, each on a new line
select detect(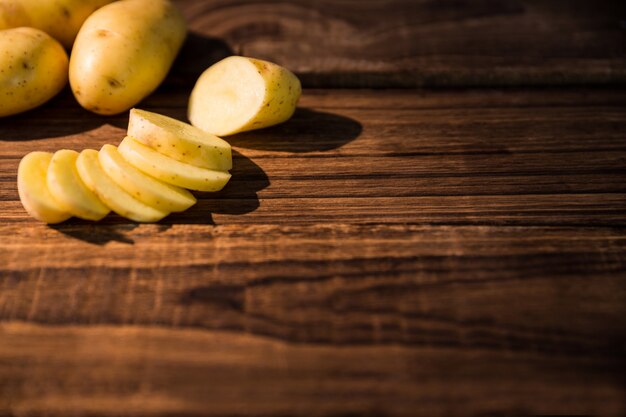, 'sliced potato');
17,152,71,224
118,136,231,192
99,144,196,213
188,56,301,136
76,149,169,223
128,108,232,171
47,149,110,220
